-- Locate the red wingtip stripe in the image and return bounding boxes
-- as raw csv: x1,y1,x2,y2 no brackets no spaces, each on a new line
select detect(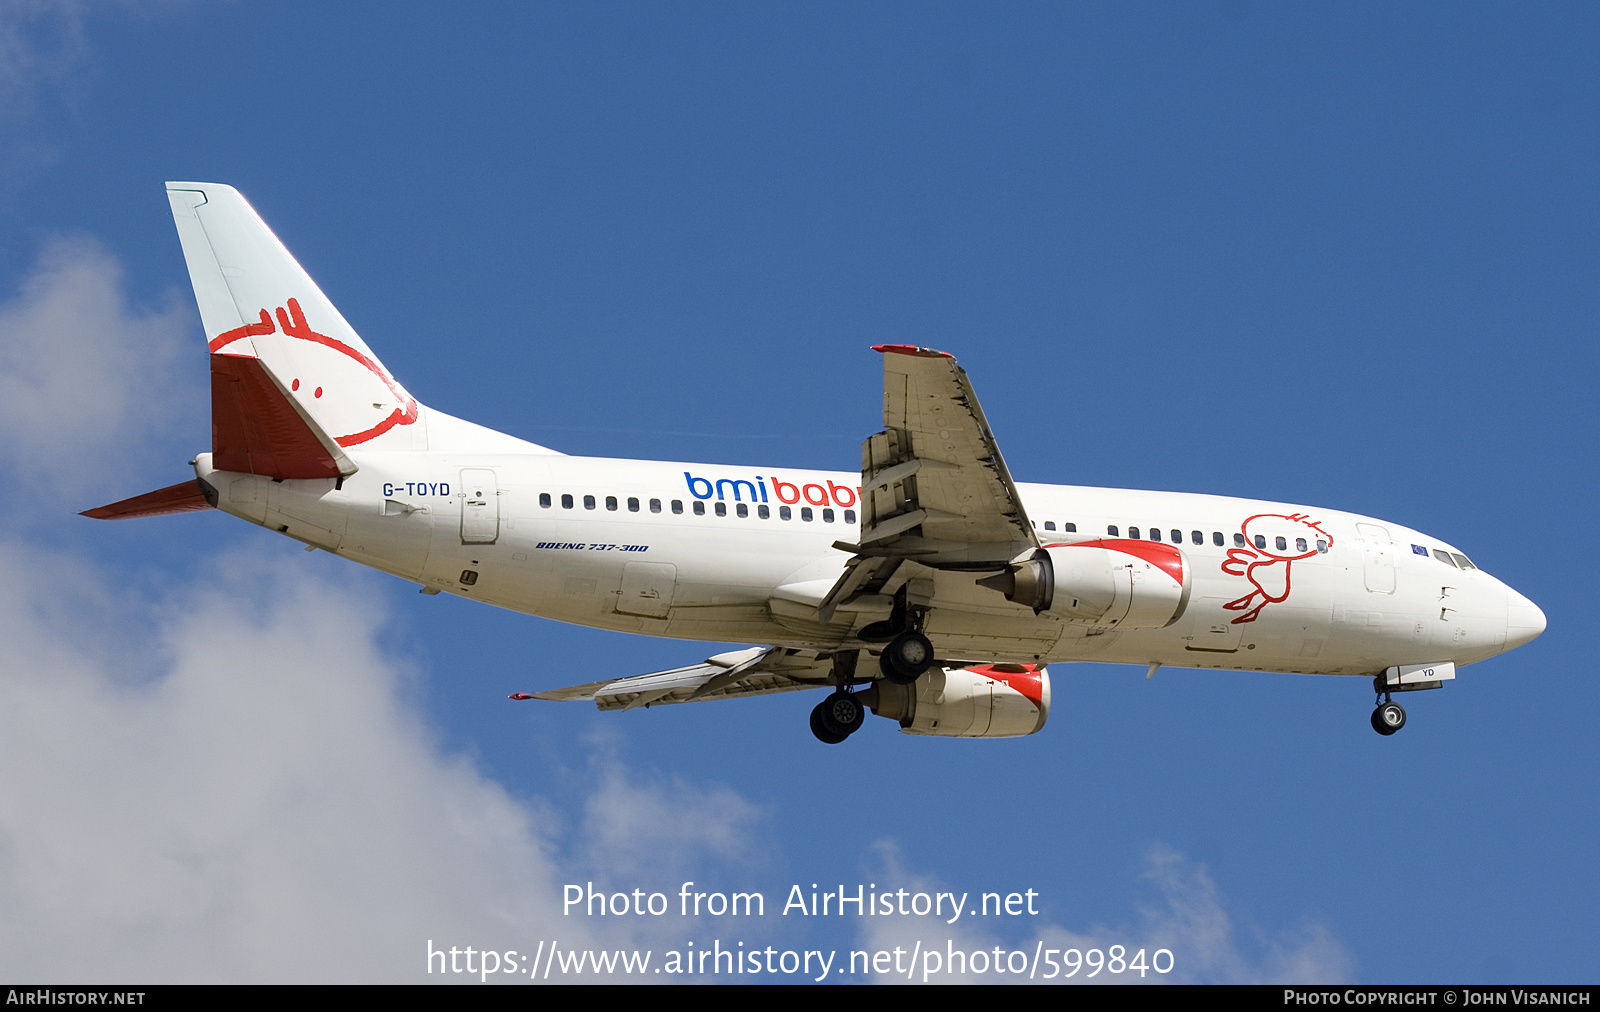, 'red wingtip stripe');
871,344,954,358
